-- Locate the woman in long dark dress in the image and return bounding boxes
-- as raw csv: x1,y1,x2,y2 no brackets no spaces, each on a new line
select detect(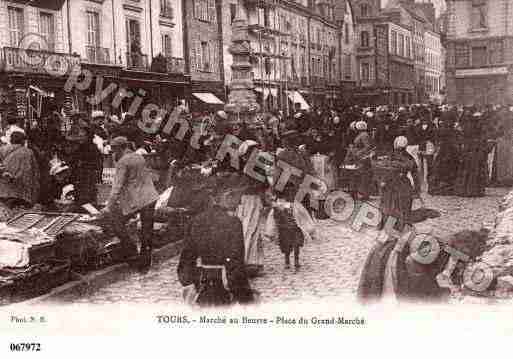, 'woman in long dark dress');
70,122,102,208
428,118,462,196
455,113,491,197
346,120,373,200
379,136,421,231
